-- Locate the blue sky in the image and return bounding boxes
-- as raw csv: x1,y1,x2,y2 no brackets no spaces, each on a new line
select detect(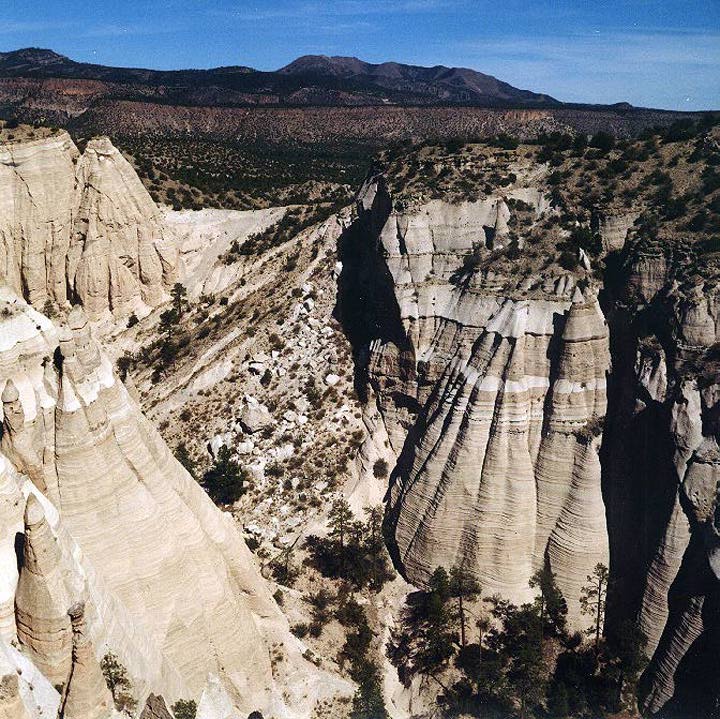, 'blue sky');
2,0,719,110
